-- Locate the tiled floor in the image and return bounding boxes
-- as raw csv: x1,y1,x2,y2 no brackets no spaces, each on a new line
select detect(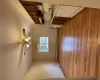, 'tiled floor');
23,61,65,80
